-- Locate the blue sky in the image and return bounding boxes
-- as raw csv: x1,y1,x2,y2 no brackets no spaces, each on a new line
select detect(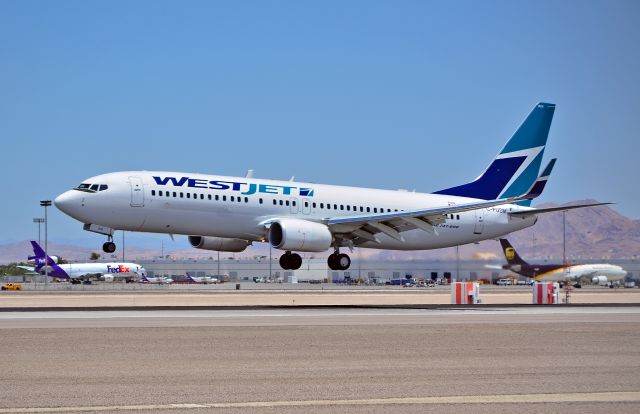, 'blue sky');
1,0,638,249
